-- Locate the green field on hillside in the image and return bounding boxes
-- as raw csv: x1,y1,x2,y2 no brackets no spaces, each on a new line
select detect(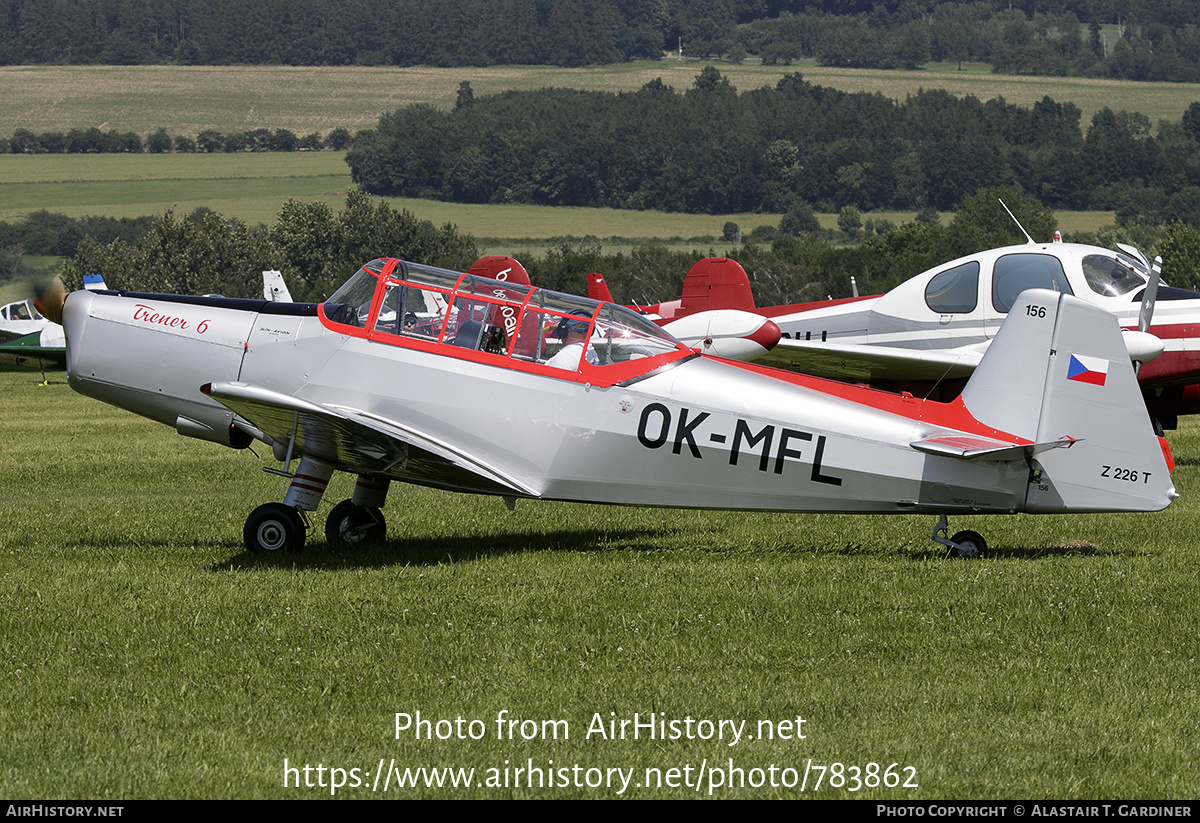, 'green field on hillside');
2,61,1197,139
0,61,1146,249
